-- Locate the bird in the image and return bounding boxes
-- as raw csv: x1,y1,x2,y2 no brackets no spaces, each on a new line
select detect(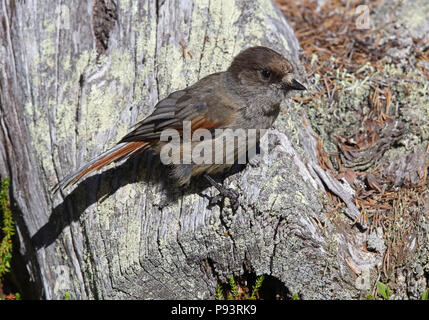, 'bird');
53,46,306,208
